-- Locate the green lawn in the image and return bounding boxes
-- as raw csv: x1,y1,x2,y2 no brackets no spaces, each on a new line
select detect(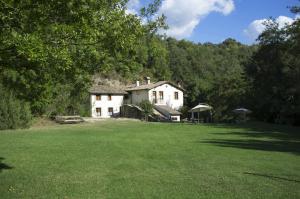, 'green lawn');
0,120,300,199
